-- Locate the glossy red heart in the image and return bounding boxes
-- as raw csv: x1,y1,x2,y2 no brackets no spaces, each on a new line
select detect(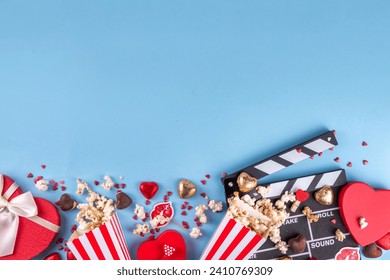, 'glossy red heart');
44,252,61,260
0,175,61,260
296,189,309,202
139,181,159,199
137,230,186,260
376,233,390,250
339,182,390,246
